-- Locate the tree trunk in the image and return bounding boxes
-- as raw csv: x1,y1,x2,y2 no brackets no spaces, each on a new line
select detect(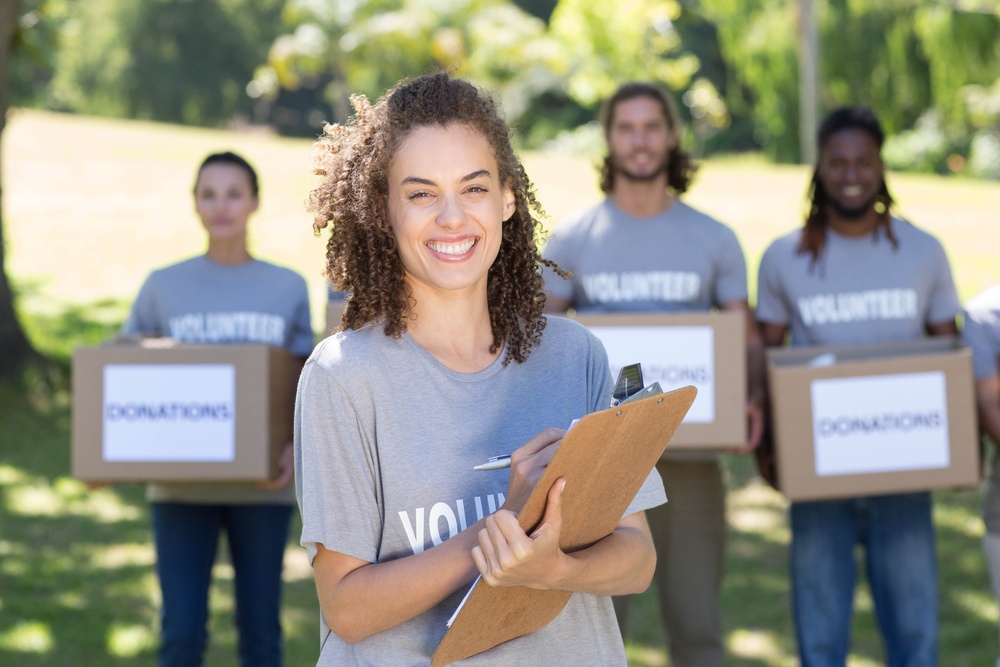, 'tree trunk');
0,0,39,380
